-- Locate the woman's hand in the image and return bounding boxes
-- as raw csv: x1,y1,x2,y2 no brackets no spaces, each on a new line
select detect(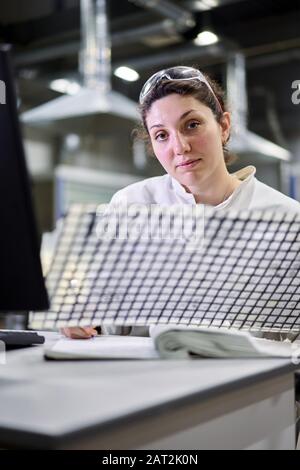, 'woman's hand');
60,326,99,339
